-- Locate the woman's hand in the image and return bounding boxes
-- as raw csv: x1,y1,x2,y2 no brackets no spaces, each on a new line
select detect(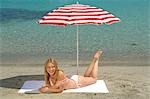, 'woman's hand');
39,86,49,93
39,86,64,93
